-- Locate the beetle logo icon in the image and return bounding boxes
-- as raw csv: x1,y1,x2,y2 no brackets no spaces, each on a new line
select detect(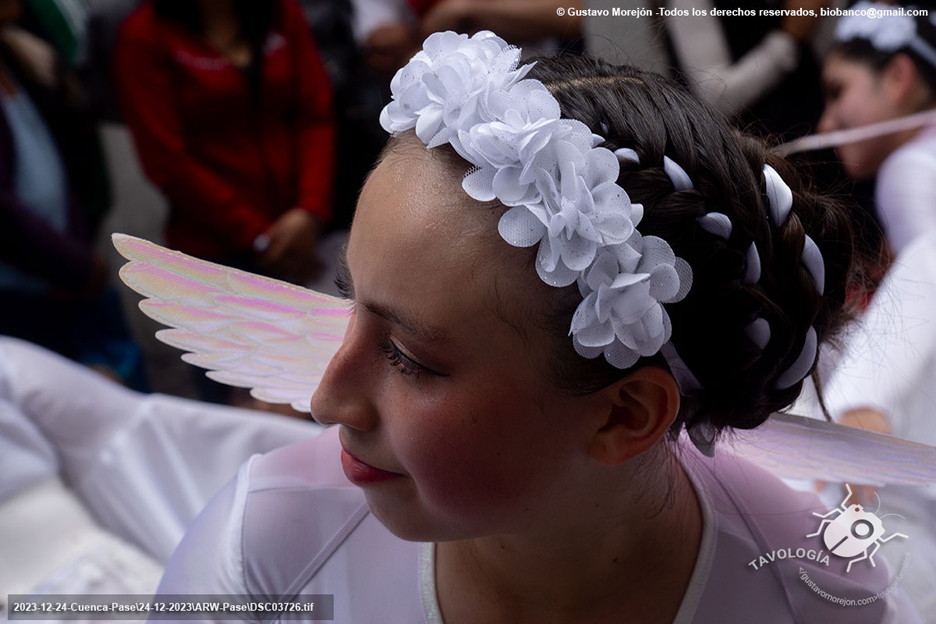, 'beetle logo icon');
807,484,908,573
